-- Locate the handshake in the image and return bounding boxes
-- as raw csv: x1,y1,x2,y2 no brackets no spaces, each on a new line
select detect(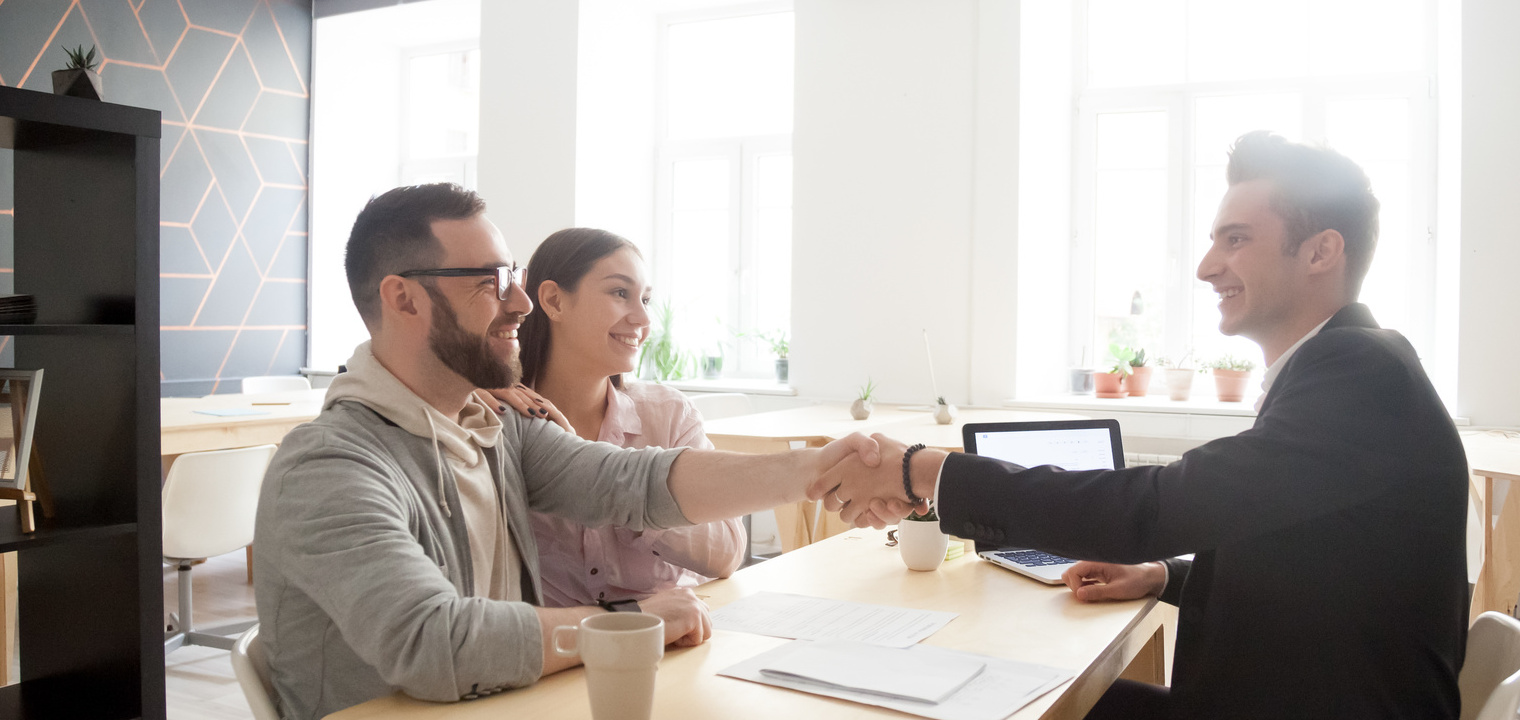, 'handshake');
804,433,947,529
